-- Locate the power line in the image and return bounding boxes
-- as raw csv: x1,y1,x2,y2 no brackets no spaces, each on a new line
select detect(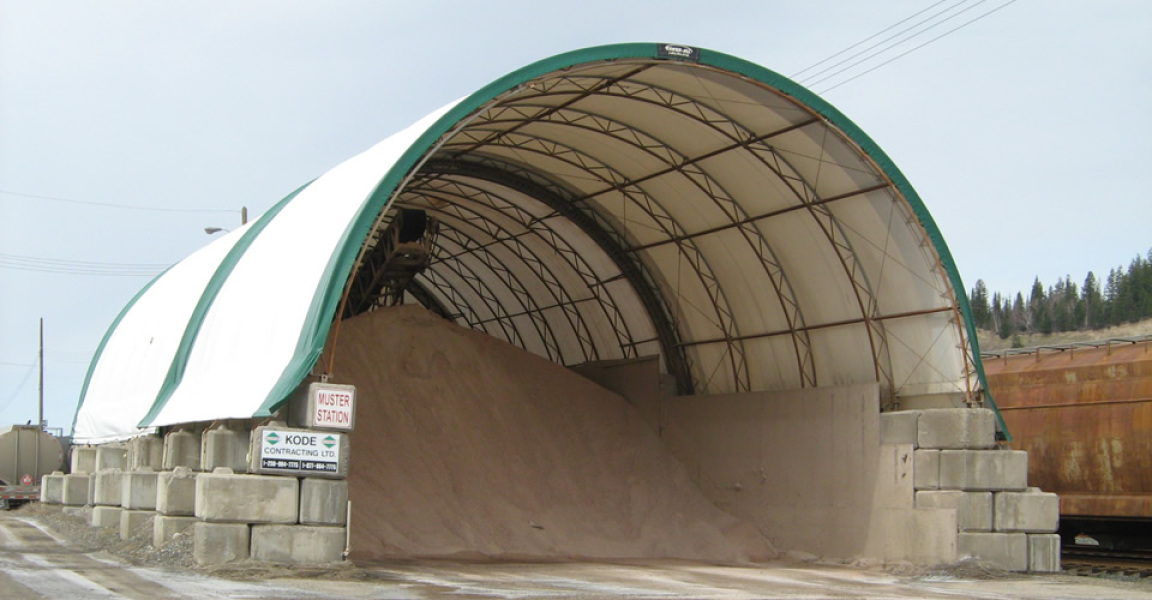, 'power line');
798,0,989,87
790,0,957,79
815,0,1020,94
0,252,170,277
0,189,238,215
0,360,37,414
